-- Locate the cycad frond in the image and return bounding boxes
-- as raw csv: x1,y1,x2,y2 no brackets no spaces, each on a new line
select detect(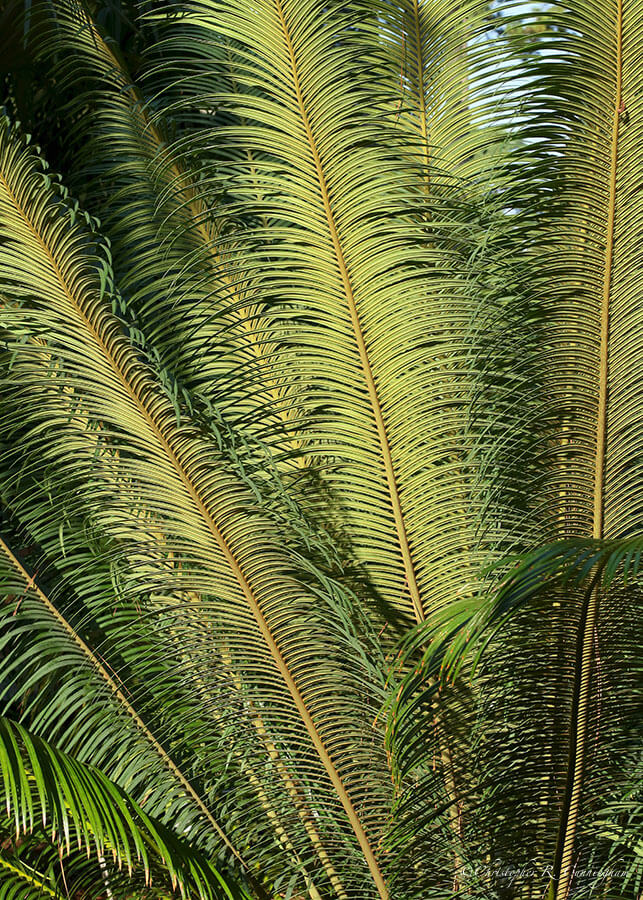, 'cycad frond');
384,1,643,894
0,115,393,898
27,0,297,451
0,513,353,898
145,0,511,631
525,2,643,893
0,529,247,866
0,825,202,900
376,0,517,191
2,2,642,898
0,716,241,899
